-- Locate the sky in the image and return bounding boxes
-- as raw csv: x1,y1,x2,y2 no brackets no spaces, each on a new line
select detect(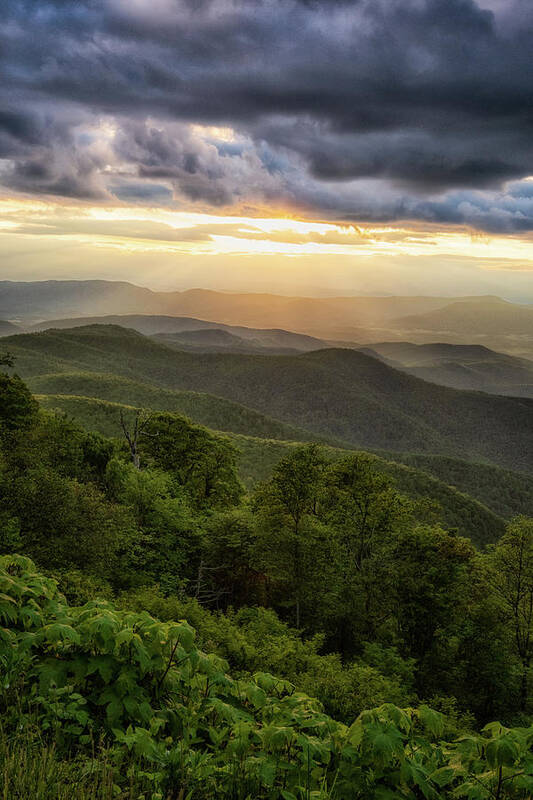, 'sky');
1,0,533,298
